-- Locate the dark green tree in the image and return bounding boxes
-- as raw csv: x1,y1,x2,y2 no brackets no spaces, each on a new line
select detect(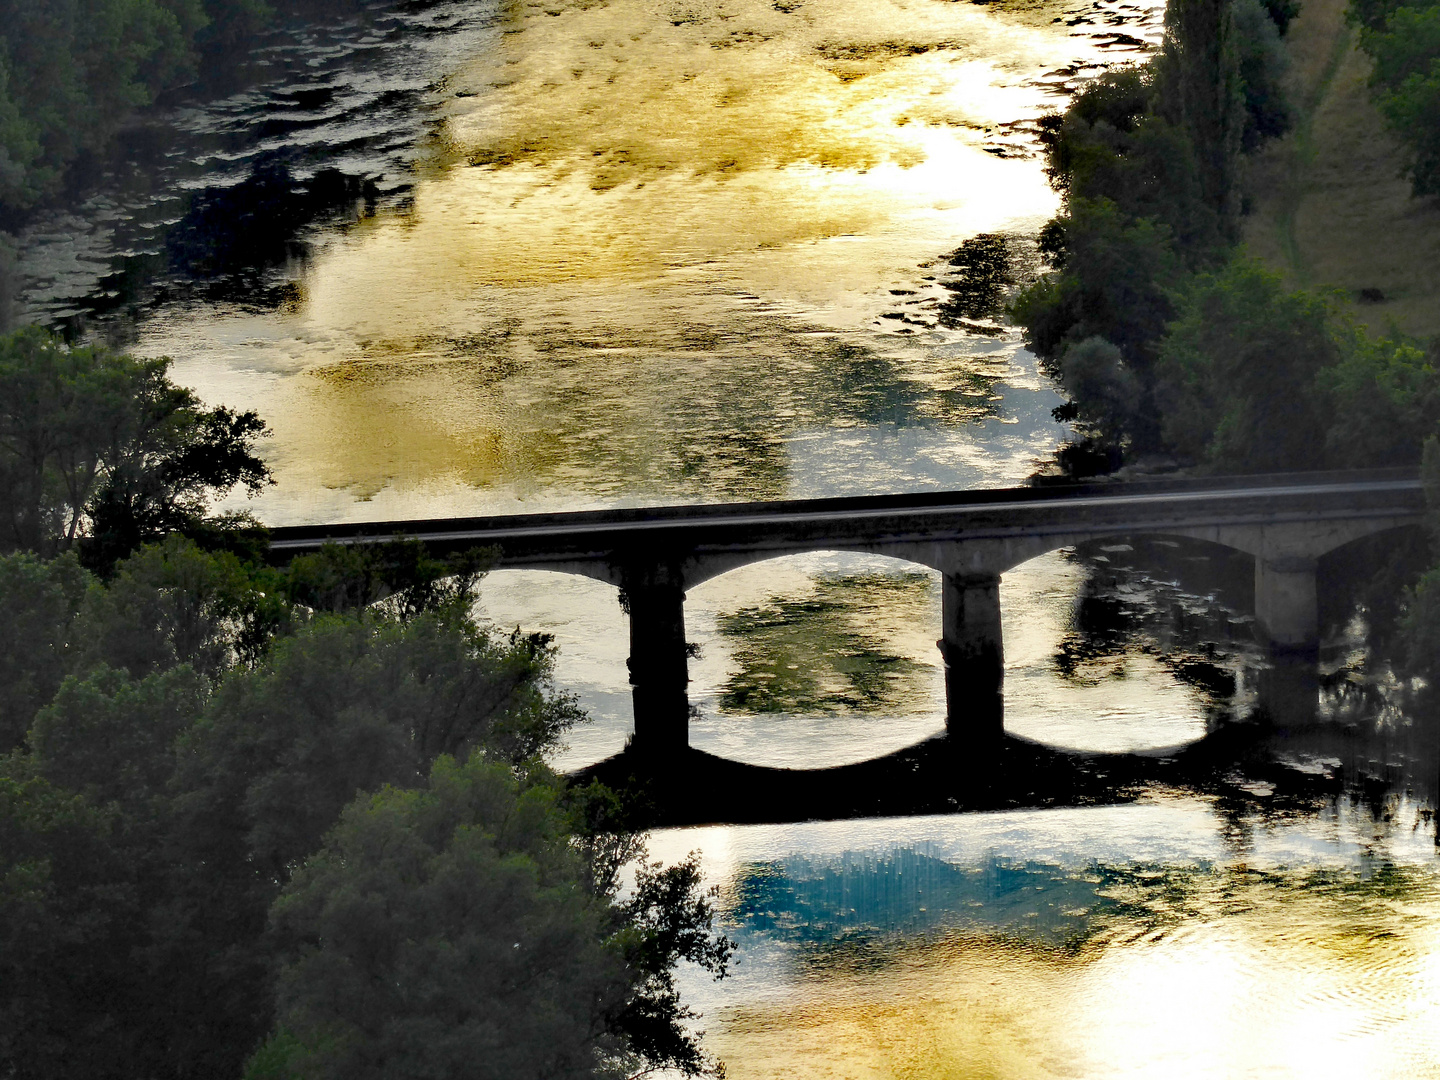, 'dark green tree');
249,755,733,1080
250,756,633,1080
0,327,270,567
0,551,88,750
1352,0,1440,194
1153,260,1341,470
